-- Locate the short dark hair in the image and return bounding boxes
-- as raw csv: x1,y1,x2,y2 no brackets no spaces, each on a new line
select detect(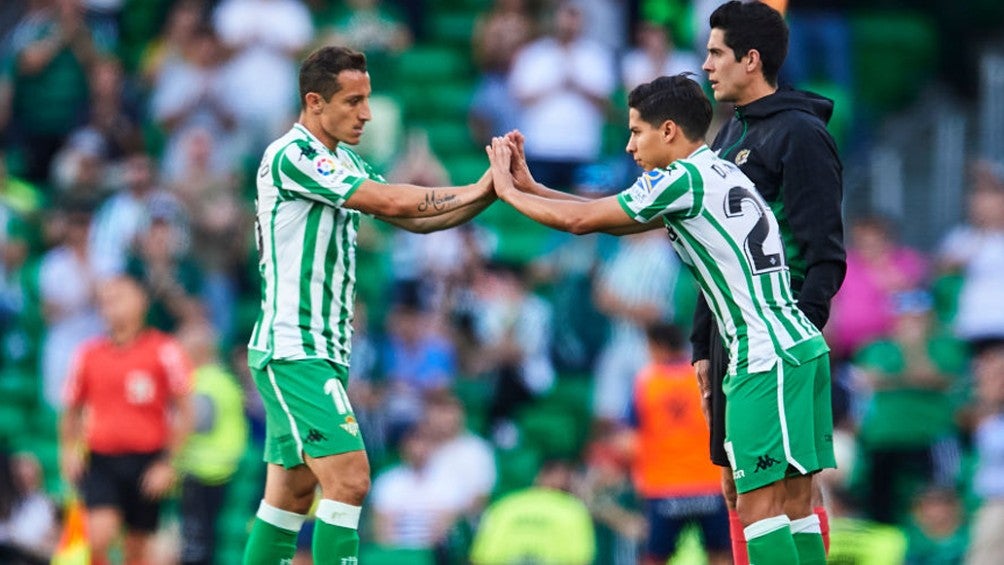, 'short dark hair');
298,46,367,107
709,1,789,86
645,322,685,352
627,74,712,141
